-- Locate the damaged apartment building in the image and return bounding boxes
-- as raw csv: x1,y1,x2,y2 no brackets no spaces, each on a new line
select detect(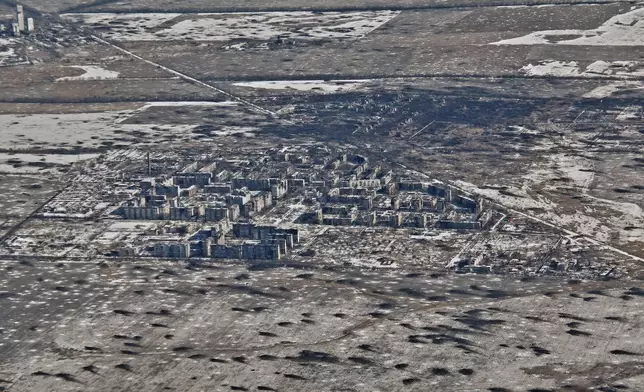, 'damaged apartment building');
299,175,491,230
115,155,298,260
112,147,489,262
